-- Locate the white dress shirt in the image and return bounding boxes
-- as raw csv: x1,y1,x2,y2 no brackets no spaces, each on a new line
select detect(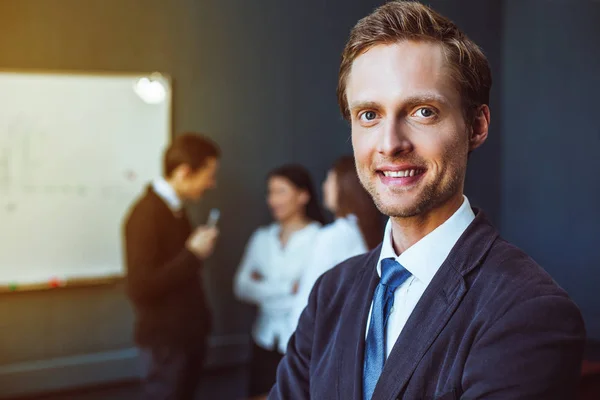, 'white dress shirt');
367,196,475,358
289,215,368,331
152,177,182,212
234,221,321,354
